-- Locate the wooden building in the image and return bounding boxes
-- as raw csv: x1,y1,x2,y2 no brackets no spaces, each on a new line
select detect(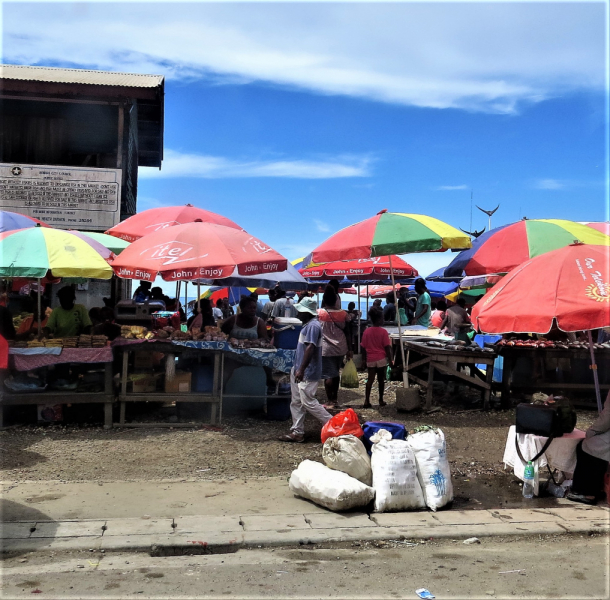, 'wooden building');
0,64,164,229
